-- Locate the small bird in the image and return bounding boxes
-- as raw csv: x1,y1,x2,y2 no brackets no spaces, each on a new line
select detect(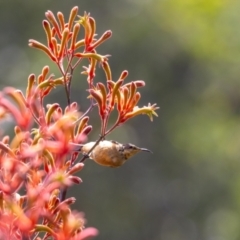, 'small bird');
79,140,152,167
